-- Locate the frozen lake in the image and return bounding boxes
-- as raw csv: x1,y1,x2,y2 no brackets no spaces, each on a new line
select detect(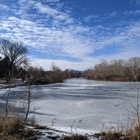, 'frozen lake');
0,78,140,133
